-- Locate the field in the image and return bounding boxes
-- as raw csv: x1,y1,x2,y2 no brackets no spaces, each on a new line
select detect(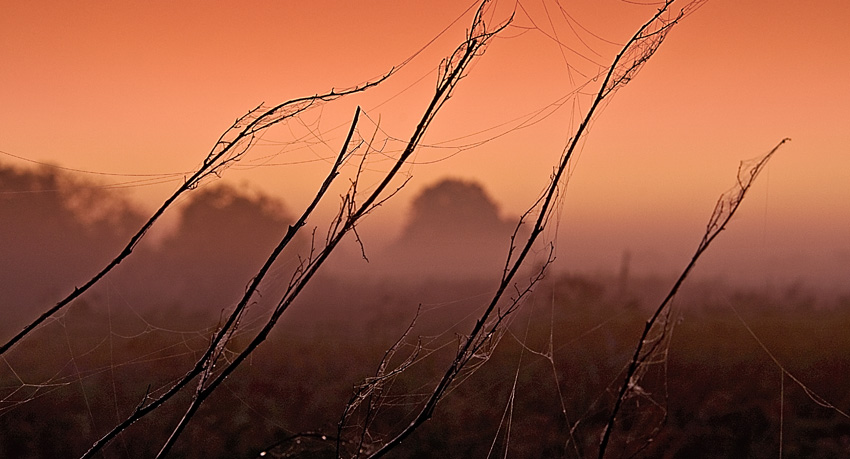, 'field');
2,271,848,458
